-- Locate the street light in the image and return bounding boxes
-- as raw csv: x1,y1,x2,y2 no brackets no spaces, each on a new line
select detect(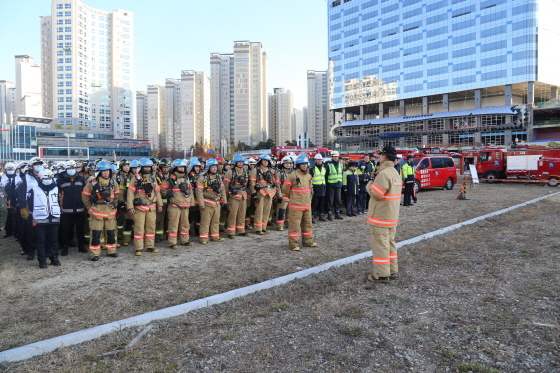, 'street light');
65,133,71,158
